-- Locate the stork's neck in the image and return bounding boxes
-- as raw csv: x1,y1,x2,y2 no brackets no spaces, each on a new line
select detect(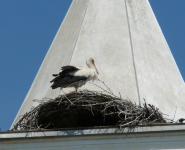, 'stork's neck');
86,62,94,69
